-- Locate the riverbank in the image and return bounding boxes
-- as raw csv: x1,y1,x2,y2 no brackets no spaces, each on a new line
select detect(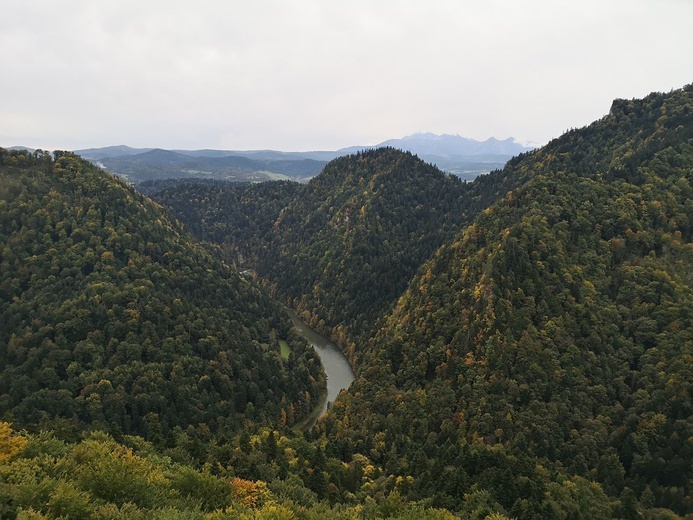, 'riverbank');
292,391,328,432
285,308,355,429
